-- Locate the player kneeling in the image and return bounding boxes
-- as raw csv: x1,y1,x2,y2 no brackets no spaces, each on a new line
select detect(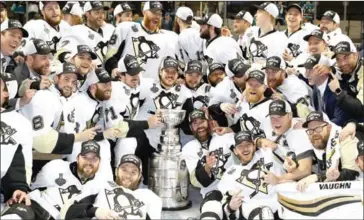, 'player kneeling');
200,131,283,220
60,154,162,219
